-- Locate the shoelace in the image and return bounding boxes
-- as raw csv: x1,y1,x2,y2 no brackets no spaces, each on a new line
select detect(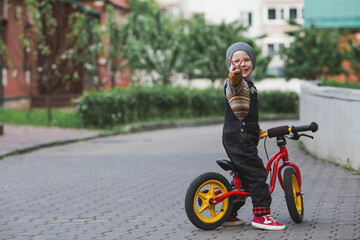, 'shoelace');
264,215,277,223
